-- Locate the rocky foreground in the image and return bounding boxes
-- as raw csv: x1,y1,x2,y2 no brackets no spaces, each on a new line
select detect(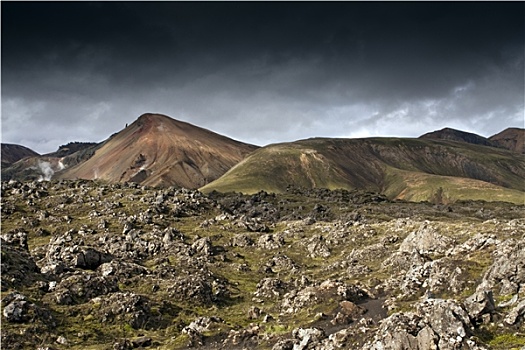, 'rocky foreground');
1,180,524,349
